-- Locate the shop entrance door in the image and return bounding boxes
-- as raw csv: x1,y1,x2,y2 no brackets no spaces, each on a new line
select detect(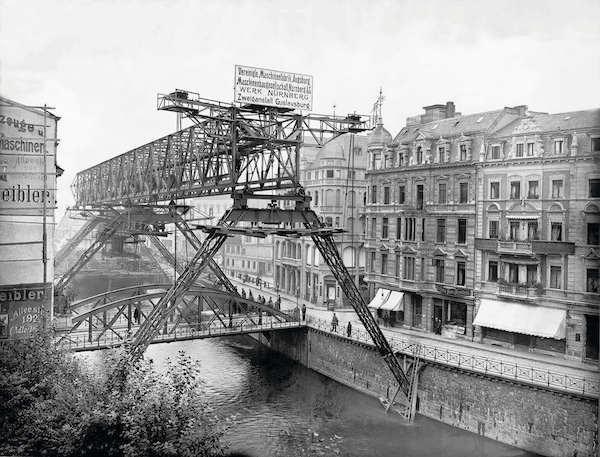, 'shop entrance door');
585,314,599,360
514,333,531,352
433,304,443,334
